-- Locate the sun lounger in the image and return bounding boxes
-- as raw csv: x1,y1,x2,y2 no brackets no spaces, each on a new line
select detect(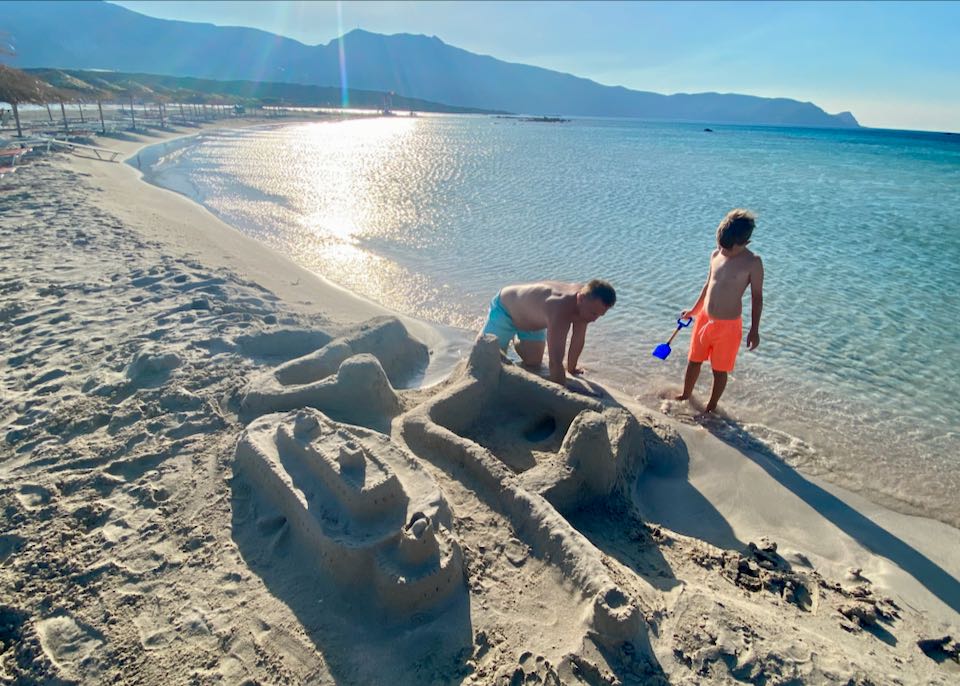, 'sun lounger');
16,139,53,154
48,138,122,162
0,147,32,164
